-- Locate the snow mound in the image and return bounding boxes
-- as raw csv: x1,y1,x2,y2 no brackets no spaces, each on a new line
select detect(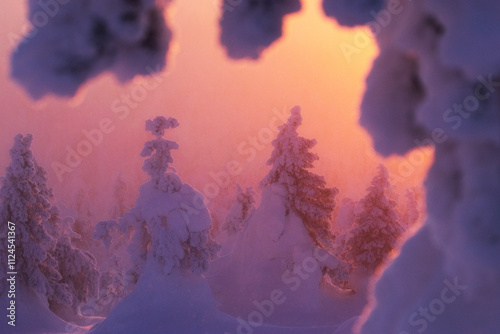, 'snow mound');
89,263,235,334
0,285,87,334
210,185,363,328
359,226,500,334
